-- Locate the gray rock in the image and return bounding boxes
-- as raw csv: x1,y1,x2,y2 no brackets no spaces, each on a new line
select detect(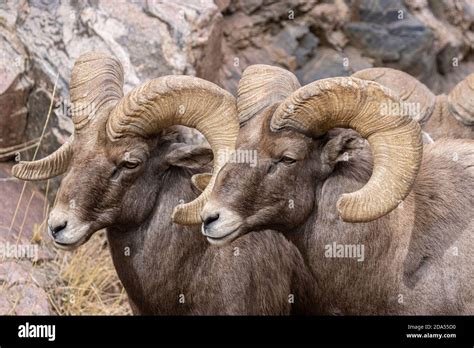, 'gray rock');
0,30,32,149
297,47,349,83
7,283,52,315
297,46,373,85
296,31,319,67
0,261,47,286
345,0,435,79
355,0,406,24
